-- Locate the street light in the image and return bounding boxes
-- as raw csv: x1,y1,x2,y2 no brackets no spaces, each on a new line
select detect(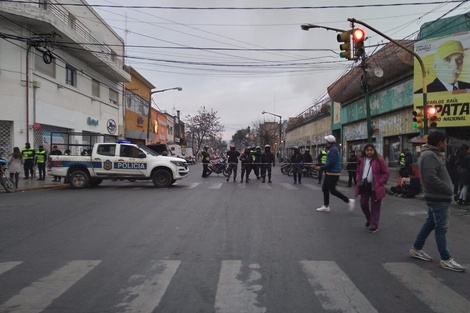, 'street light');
301,23,346,33
147,87,182,143
262,110,282,158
